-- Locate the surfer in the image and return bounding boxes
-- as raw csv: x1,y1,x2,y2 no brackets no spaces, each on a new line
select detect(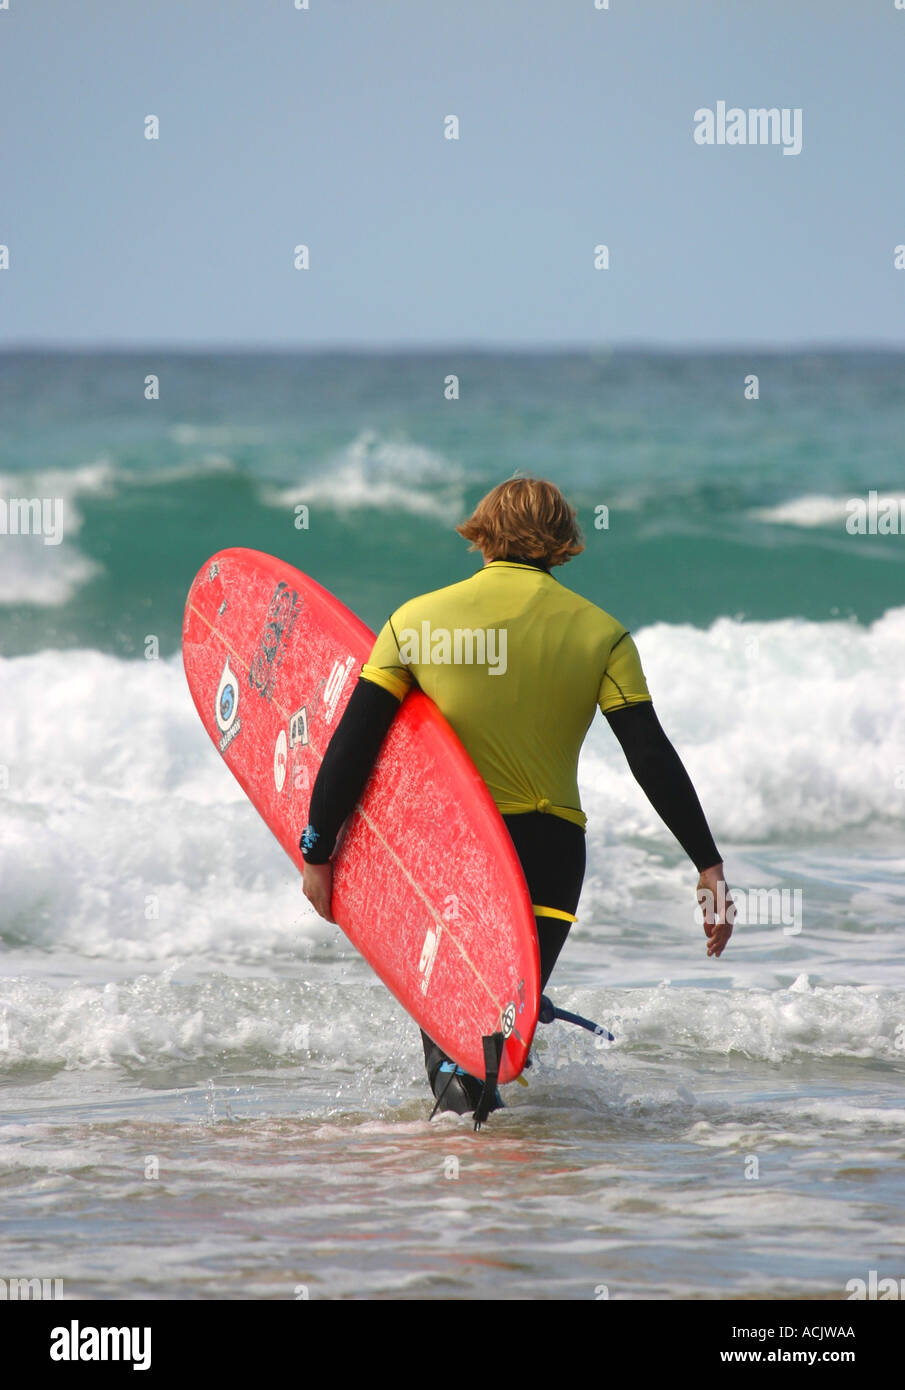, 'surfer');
301,477,732,1116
